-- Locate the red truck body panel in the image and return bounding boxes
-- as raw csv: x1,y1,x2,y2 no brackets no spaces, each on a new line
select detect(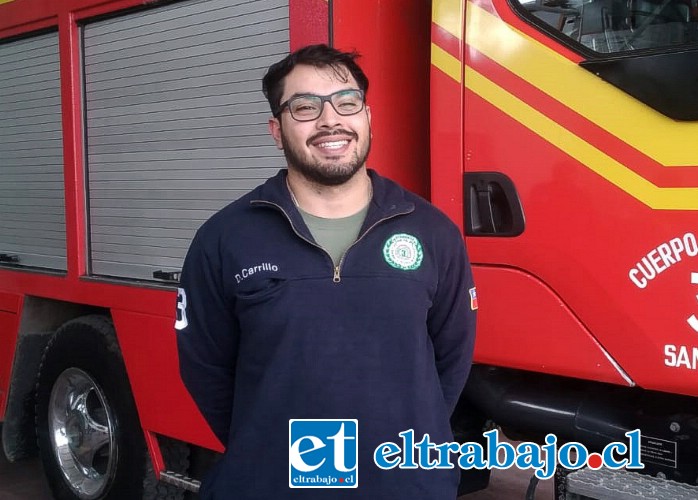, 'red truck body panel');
431,0,698,398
